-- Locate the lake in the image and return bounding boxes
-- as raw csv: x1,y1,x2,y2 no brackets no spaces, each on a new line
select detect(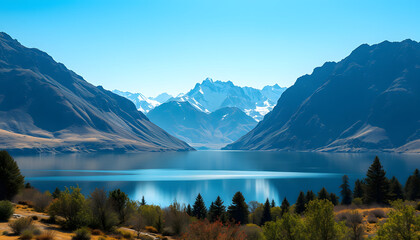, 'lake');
14,151,419,207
